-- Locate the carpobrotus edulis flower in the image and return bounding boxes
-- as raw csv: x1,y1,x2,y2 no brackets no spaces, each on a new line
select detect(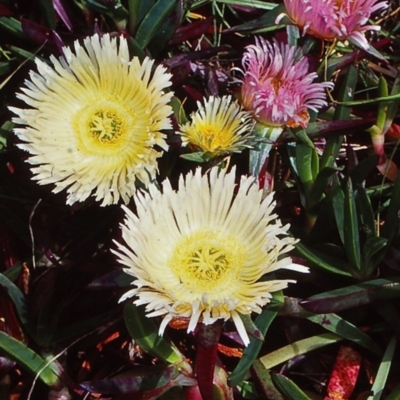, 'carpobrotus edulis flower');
178,95,254,157
281,0,388,49
240,37,333,129
10,34,173,206
114,167,307,346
